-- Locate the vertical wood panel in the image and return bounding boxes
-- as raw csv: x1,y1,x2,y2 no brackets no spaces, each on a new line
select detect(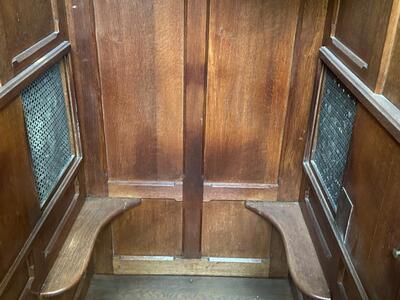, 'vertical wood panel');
182,0,208,258
344,106,400,300
278,0,328,201
112,200,182,256
66,0,108,196
202,201,271,258
384,20,400,110
204,0,300,184
0,99,40,280
94,0,184,181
